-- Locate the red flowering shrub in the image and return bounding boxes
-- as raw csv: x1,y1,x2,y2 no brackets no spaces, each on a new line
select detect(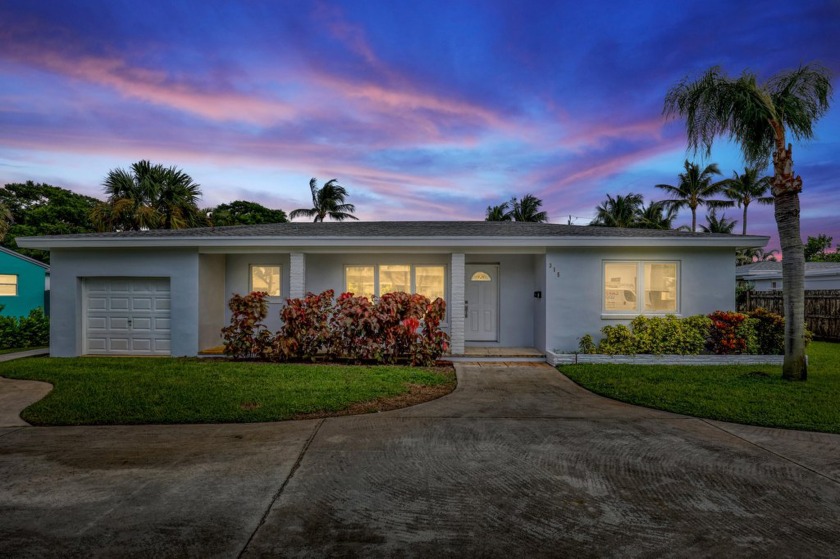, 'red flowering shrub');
221,292,273,358
707,311,757,355
410,297,449,366
274,290,335,361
